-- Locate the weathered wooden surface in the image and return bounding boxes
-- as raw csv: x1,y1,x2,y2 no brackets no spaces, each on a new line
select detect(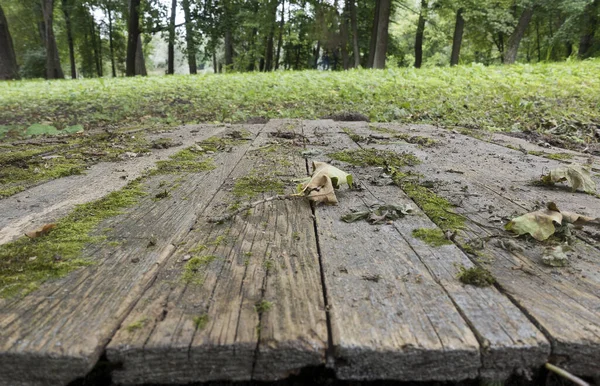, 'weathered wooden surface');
0,125,261,386
303,121,549,380
0,125,224,245
106,120,328,384
1,119,599,385
348,121,600,377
